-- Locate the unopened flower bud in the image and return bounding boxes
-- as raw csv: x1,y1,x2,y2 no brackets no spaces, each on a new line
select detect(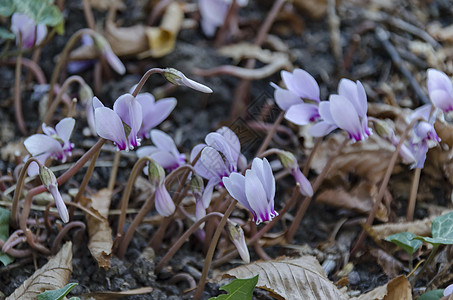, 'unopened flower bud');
148,160,165,187
155,184,175,217
92,33,125,75
79,83,94,104
276,150,313,197
190,174,204,199
39,166,69,223
227,221,249,264
371,118,394,141
163,68,213,93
